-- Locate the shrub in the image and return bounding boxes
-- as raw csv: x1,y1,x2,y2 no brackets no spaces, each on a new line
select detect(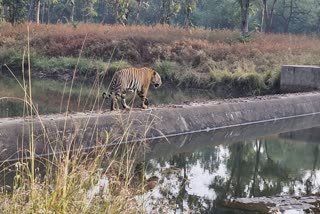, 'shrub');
154,60,177,81
0,48,36,68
